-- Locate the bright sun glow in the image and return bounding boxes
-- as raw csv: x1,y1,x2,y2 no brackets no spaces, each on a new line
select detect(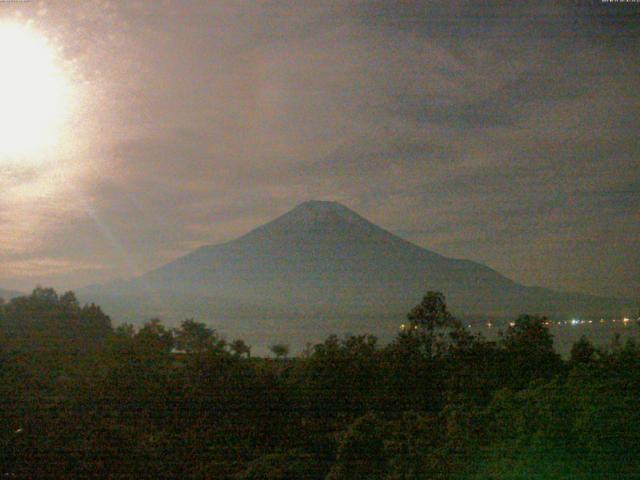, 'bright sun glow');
0,22,72,162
